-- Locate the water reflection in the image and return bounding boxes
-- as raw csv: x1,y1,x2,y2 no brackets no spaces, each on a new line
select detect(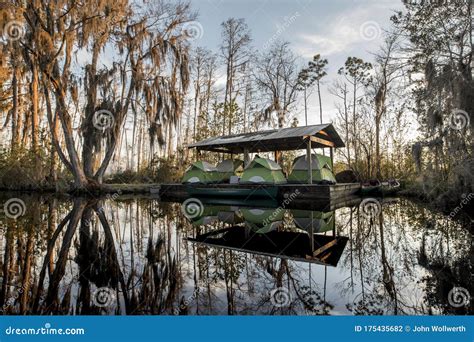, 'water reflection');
188,205,346,267
0,194,471,315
